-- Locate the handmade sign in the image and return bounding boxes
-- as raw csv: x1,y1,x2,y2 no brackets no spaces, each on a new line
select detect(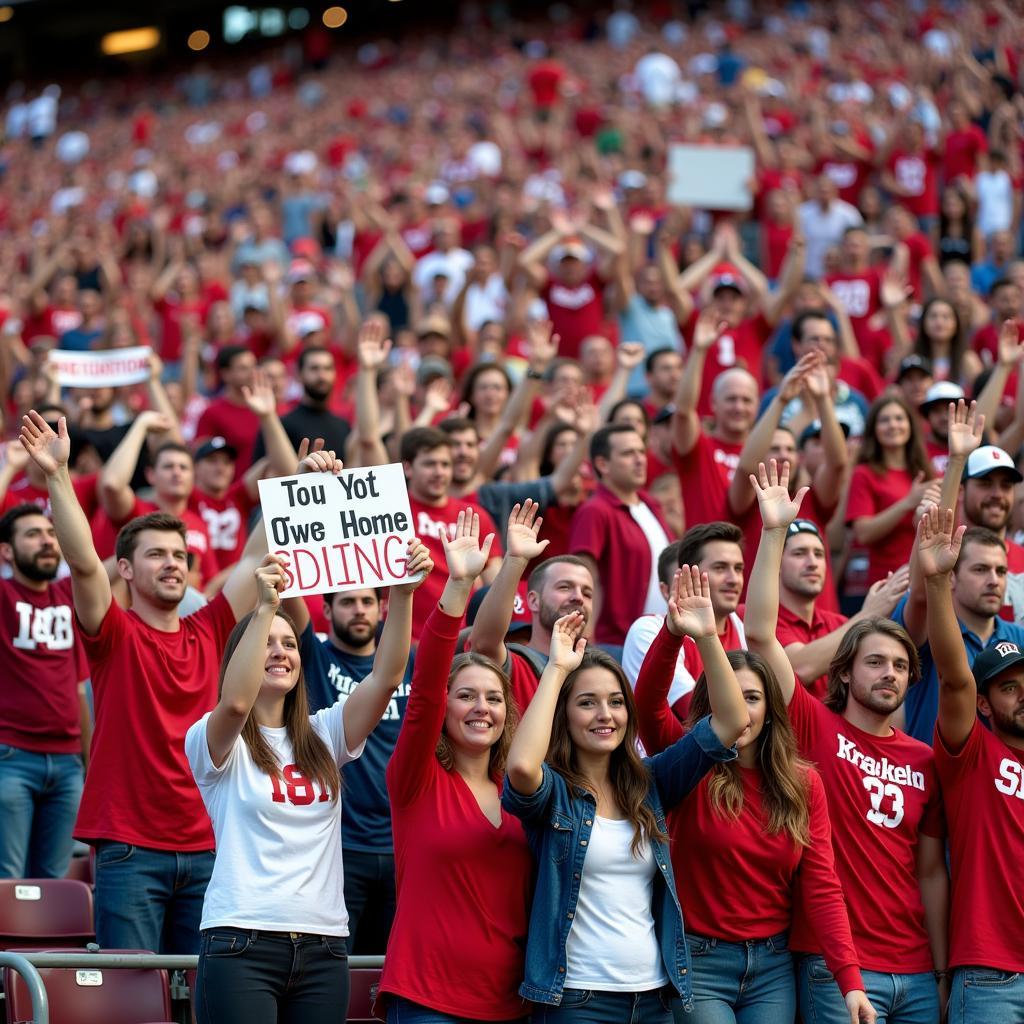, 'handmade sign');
48,347,152,387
